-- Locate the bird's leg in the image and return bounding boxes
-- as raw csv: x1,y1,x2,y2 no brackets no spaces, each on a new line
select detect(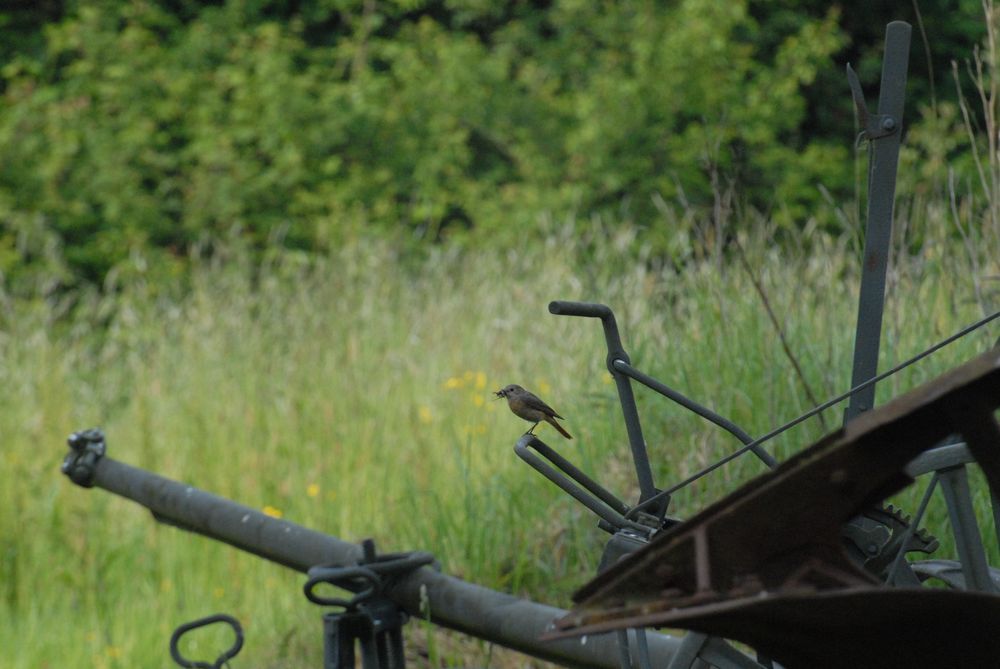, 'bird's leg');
525,422,539,435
